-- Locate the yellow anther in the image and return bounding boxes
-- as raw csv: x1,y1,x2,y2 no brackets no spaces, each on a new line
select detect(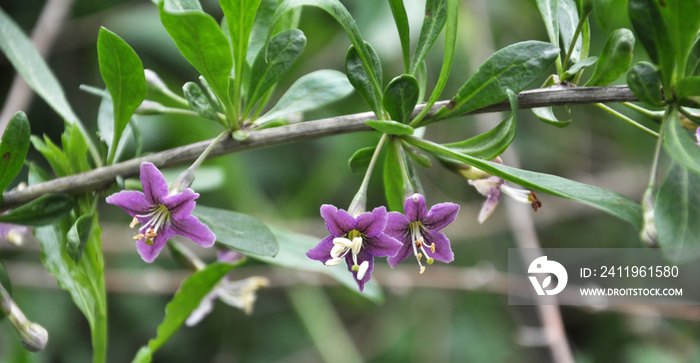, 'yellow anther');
130,217,139,228
429,243,436,253
133,233,145,240
419,266,426,274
